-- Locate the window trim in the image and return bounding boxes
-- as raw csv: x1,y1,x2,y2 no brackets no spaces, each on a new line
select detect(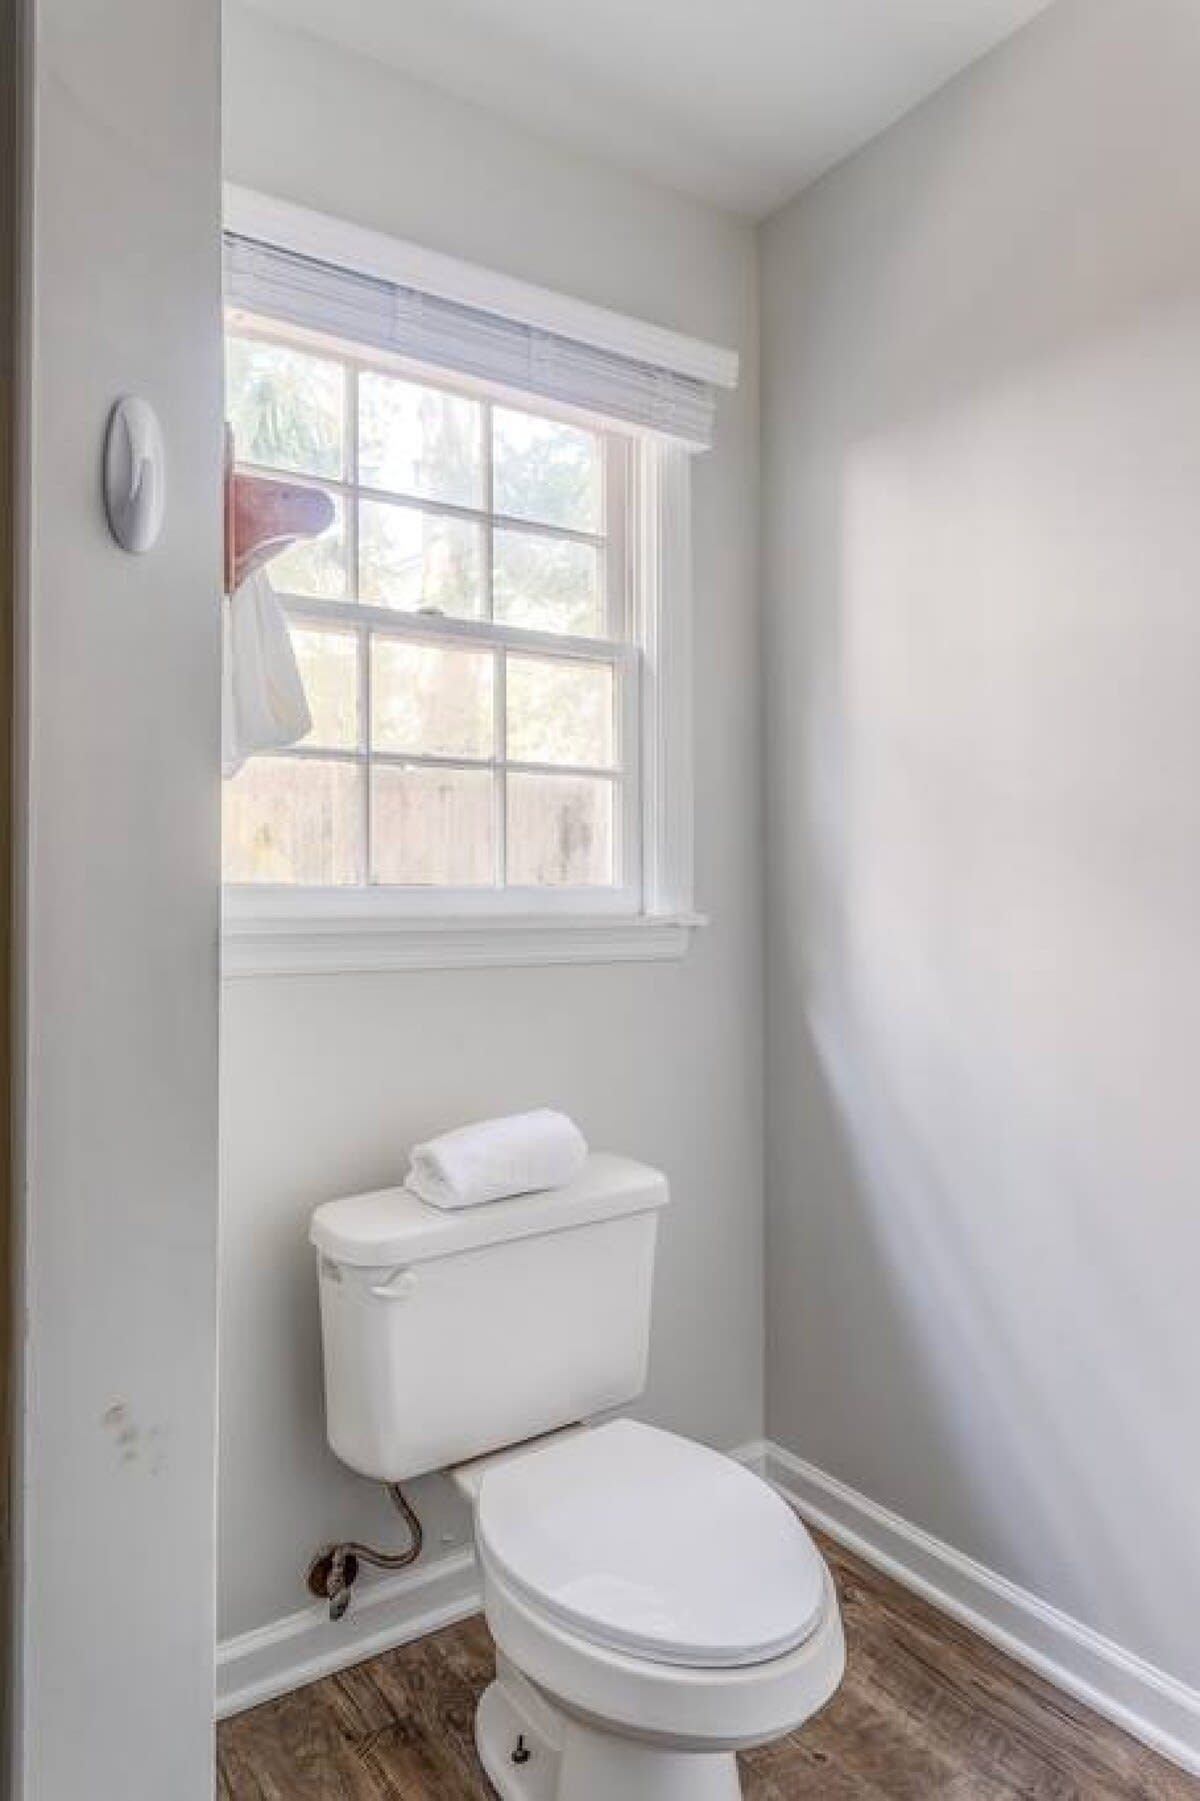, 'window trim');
221,190,716,976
